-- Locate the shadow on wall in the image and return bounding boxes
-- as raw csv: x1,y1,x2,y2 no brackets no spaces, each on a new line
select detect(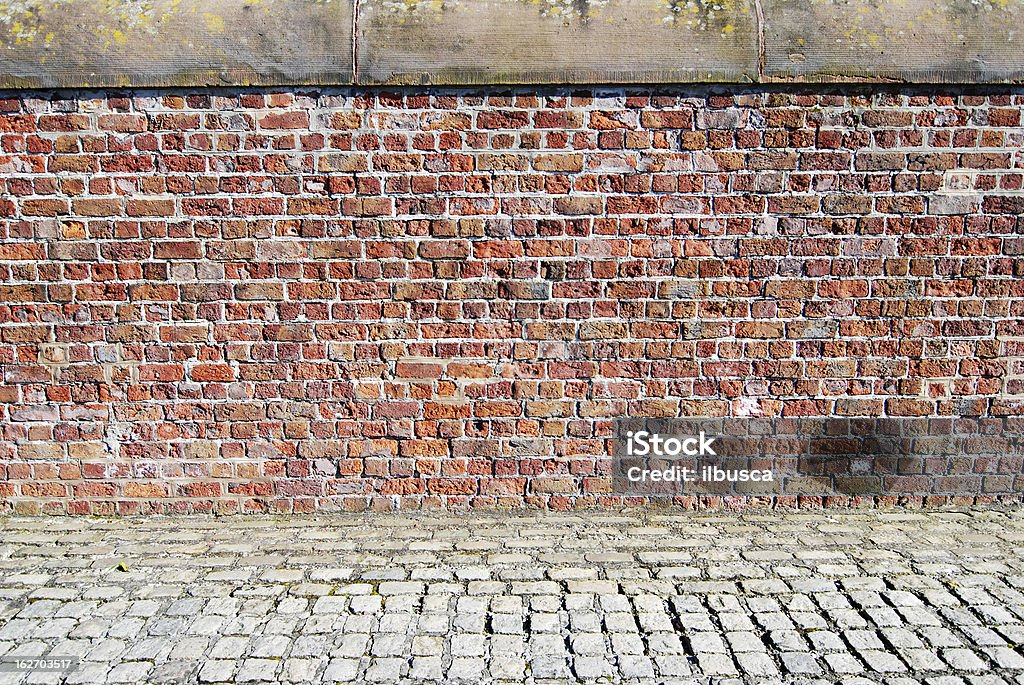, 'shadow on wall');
612,417,1024,499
